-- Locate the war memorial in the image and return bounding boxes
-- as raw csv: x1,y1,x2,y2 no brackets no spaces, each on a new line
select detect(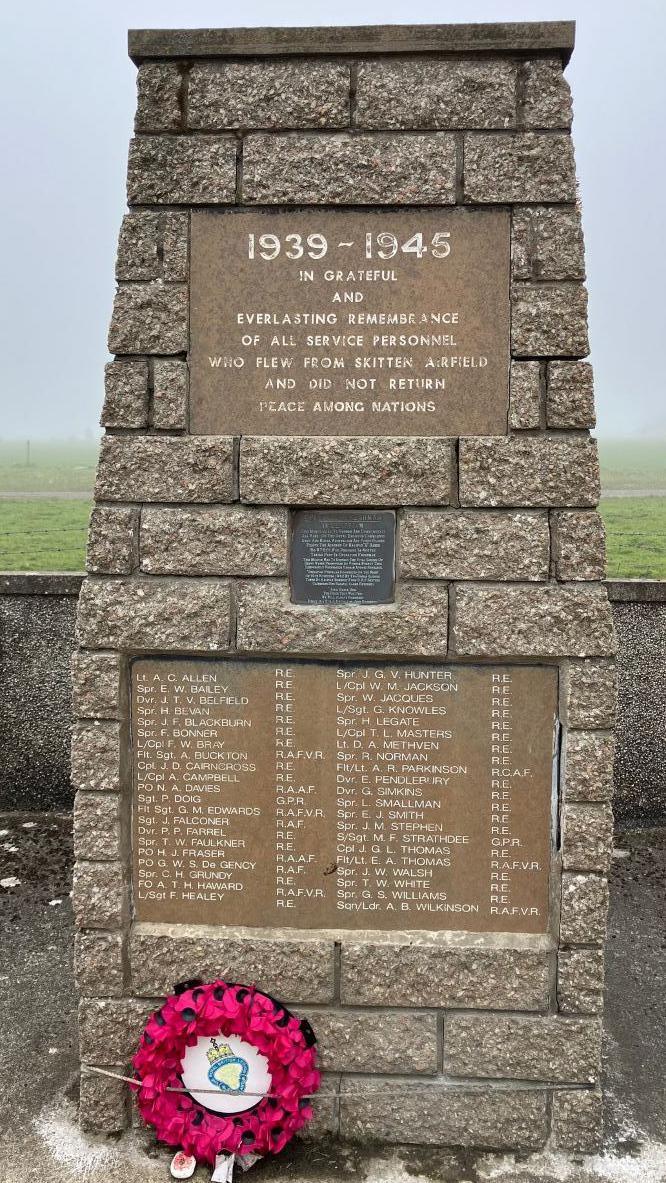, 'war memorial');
70,20,617,1163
